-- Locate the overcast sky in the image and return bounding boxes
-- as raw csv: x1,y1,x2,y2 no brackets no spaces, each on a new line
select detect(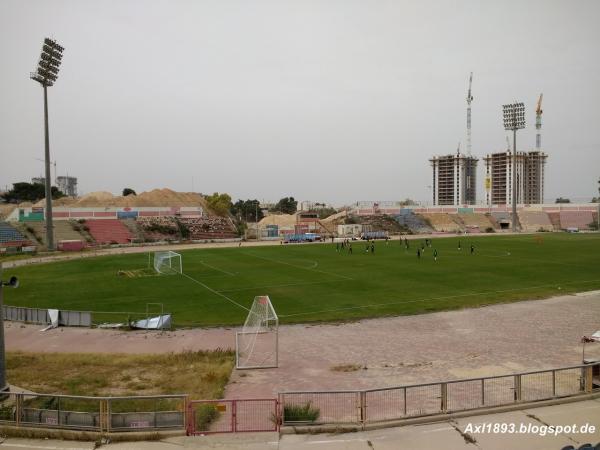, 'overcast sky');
1,0,599,205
